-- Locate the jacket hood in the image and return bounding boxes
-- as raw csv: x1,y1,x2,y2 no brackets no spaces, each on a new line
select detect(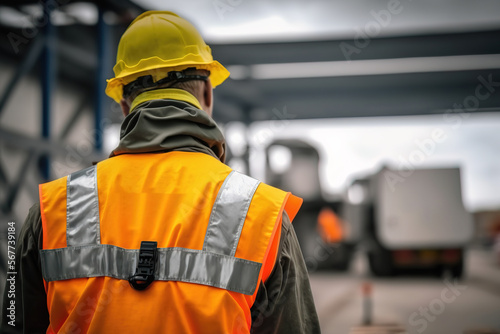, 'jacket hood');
110,98,226,163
